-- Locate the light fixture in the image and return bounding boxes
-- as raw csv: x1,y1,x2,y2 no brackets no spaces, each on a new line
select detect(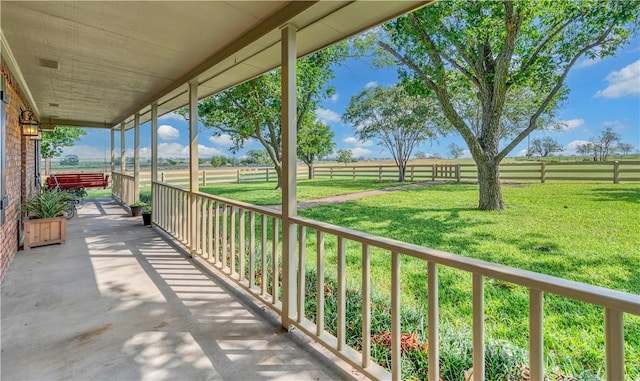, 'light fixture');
19,109,40,136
